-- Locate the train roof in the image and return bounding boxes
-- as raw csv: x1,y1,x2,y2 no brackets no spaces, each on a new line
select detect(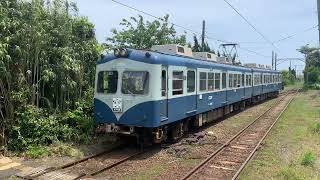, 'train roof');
97,49,280,73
